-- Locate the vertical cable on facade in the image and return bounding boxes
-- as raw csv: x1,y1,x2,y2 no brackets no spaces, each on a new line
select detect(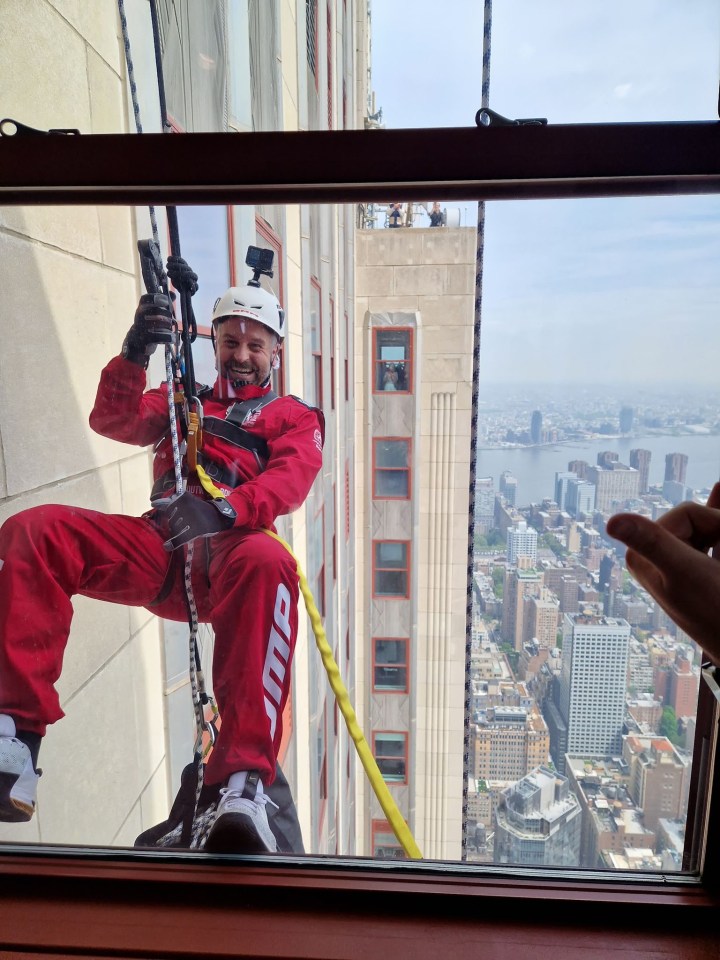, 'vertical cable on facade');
463,0,493,859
